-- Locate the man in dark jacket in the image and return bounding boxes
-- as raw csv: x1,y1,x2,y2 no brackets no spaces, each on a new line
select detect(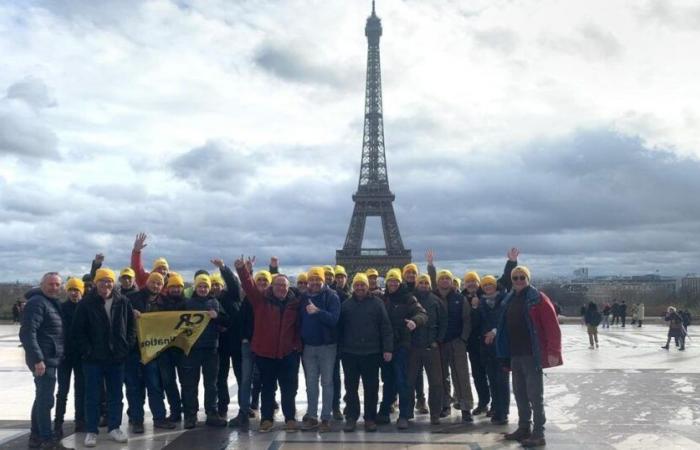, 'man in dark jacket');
339,273,393,432
72,268,134,447
20,272,72,450
376,269,428,429
149,273,187,424
408,274,446,424
54,277,86,438
300,267,341,432
434,269,474,423
331,265,350,420
181,274,227,429
209,259,244,420
125,272,175,432
235,258,302,433
462,271,490,416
